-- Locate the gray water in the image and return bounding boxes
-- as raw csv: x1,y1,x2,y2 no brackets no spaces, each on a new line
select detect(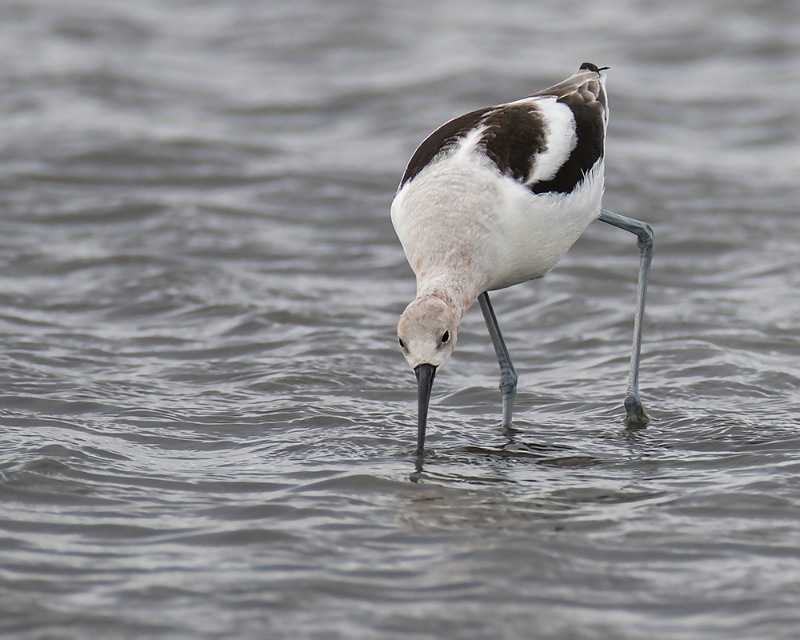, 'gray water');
1,1,800,638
